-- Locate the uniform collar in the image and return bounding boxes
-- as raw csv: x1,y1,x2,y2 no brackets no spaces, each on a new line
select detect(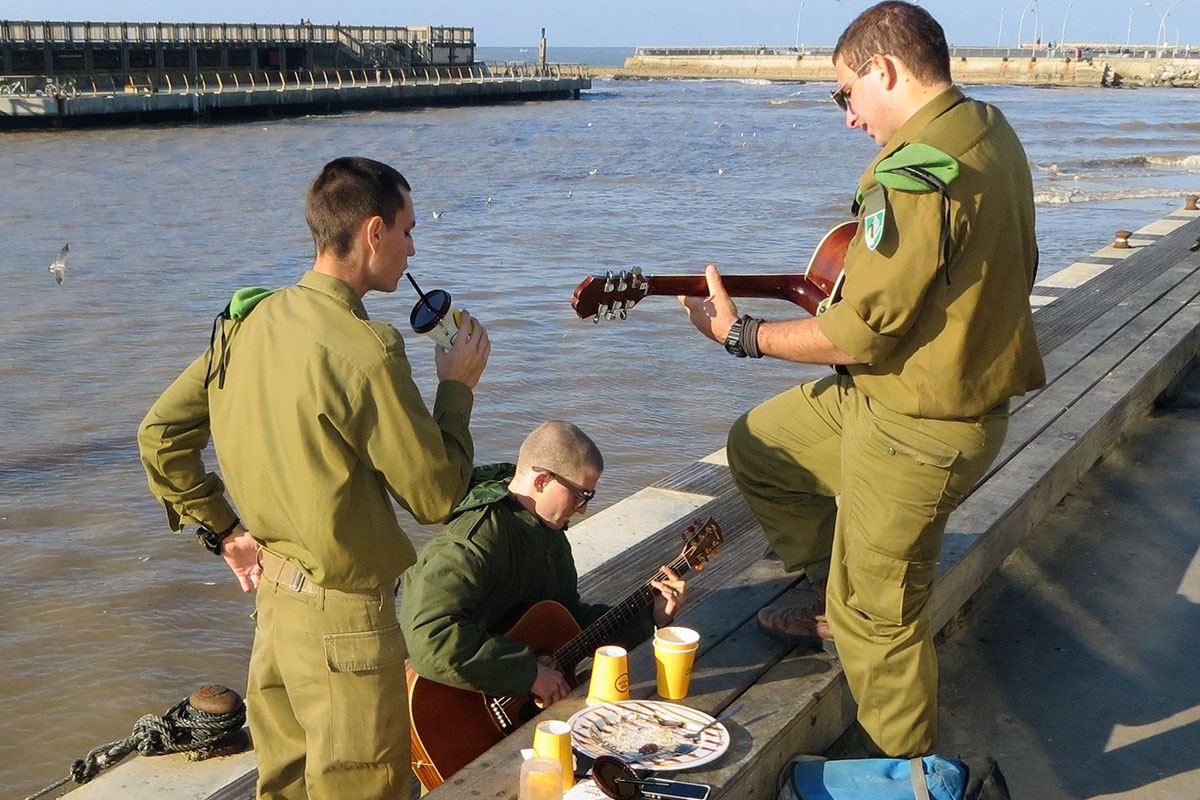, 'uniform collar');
299,270,369,320
859,85,965,192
